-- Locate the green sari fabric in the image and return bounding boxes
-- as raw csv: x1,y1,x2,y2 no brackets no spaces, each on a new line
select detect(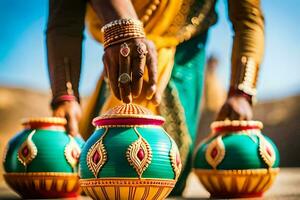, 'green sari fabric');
162,33,207,194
